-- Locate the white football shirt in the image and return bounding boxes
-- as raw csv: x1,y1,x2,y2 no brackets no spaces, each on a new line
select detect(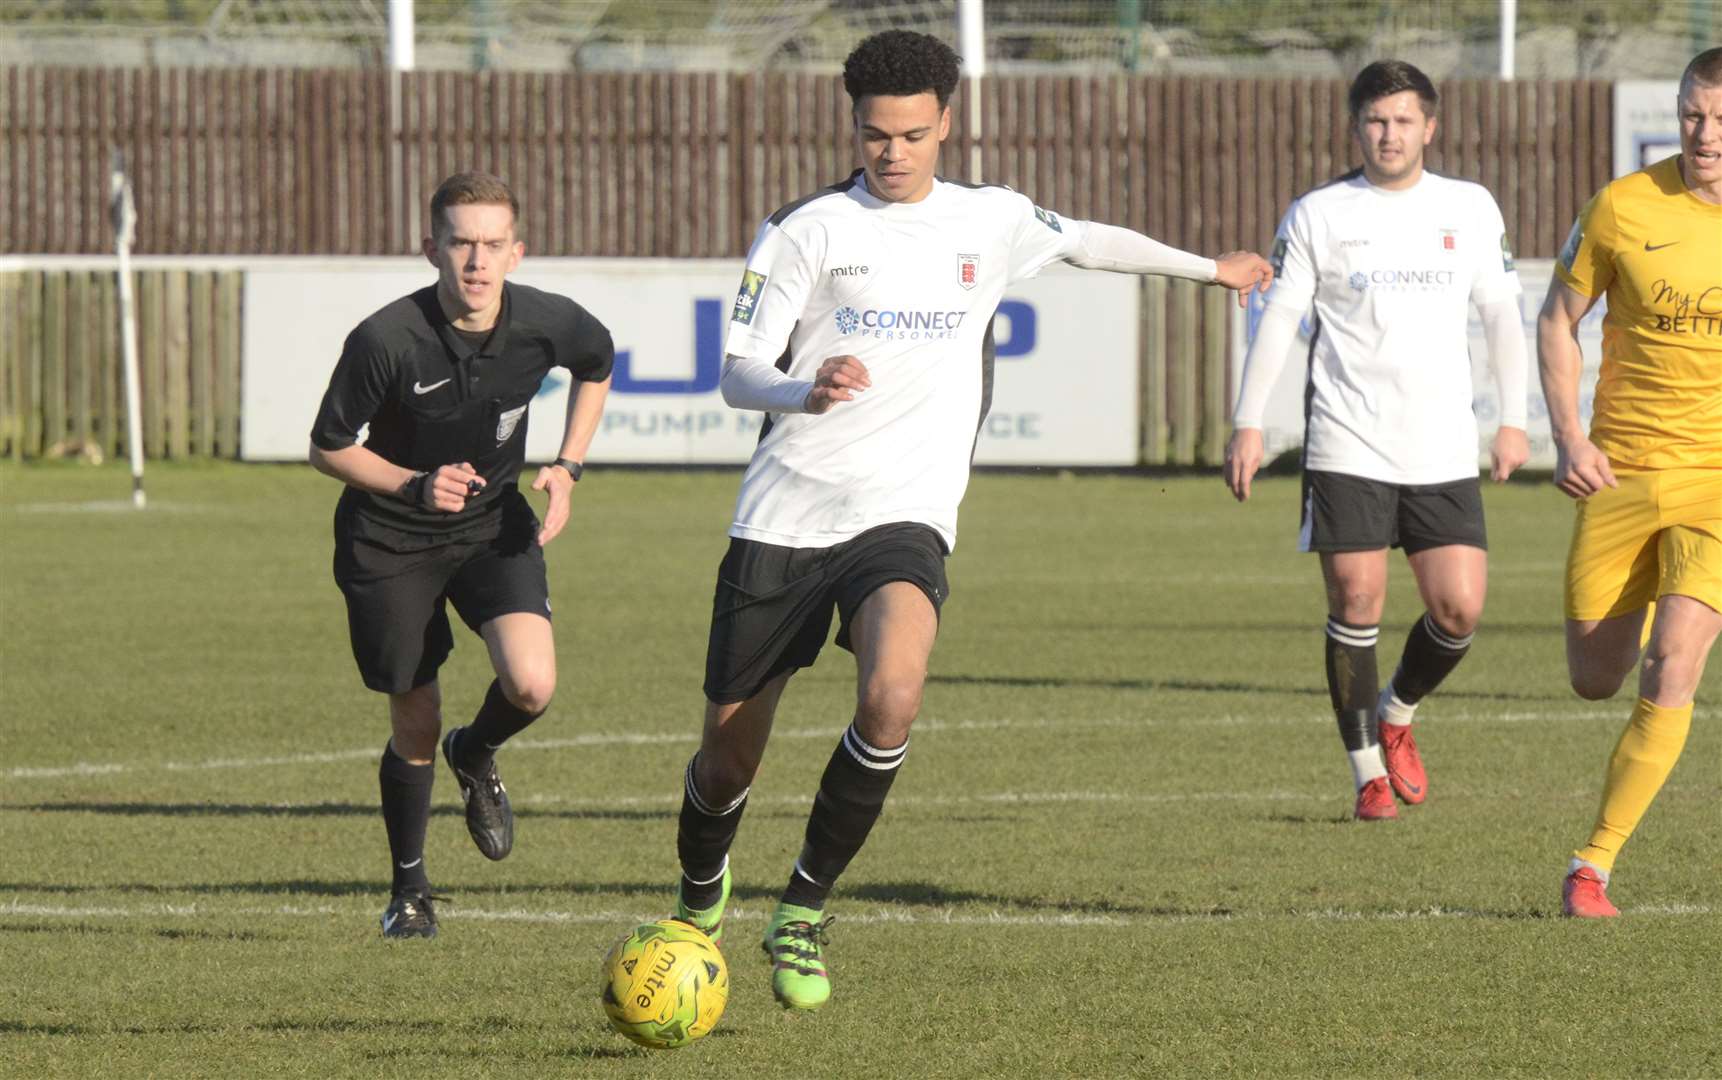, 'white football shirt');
1263,169,1521,484
724,171,1084,551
